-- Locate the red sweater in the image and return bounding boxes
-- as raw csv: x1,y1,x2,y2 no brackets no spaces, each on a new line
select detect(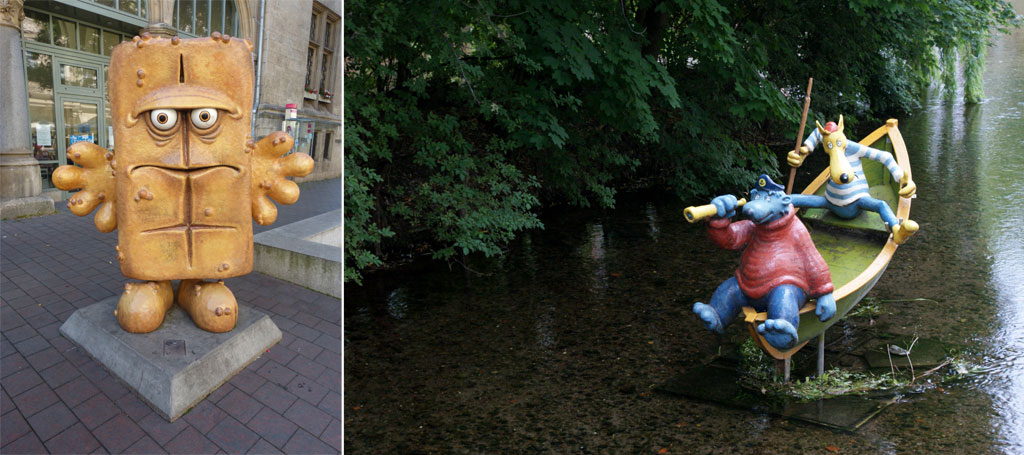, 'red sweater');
707,208,833,299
